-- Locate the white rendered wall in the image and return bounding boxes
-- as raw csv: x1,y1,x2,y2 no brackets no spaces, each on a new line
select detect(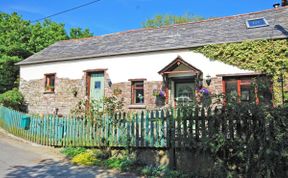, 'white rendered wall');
20,49,253,83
